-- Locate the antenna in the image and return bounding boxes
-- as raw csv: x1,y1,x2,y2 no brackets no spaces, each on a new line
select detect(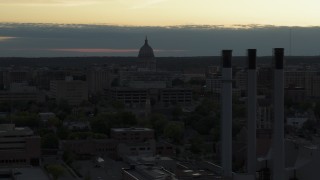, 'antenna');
289,29,292,56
